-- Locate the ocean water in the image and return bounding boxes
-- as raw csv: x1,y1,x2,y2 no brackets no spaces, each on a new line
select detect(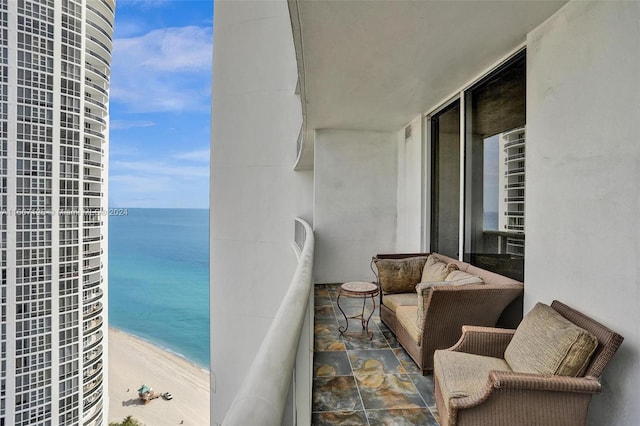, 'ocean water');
108,208,210,368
